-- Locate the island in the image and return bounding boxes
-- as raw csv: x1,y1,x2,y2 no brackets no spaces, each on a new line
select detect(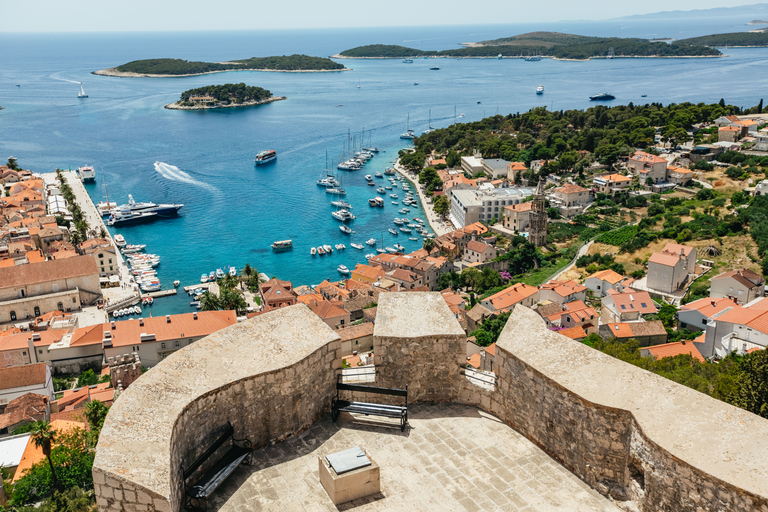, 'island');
334,31,723,60
164,83,286,110
676,31,768,47
94,55,345,77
